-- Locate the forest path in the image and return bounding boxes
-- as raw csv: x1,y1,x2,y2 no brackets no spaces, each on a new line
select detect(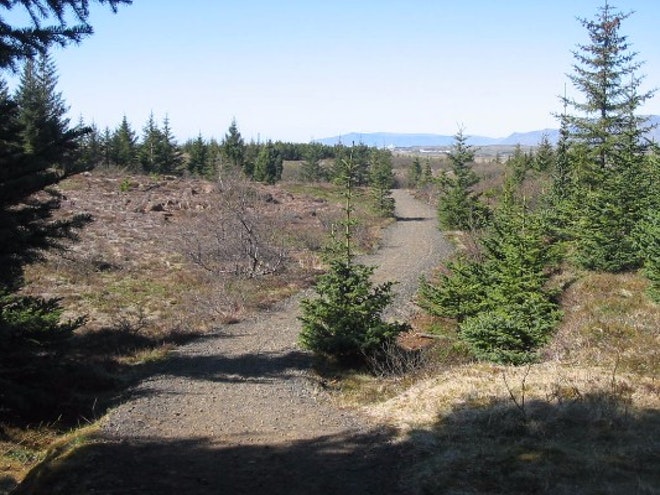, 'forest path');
20,189,453,495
